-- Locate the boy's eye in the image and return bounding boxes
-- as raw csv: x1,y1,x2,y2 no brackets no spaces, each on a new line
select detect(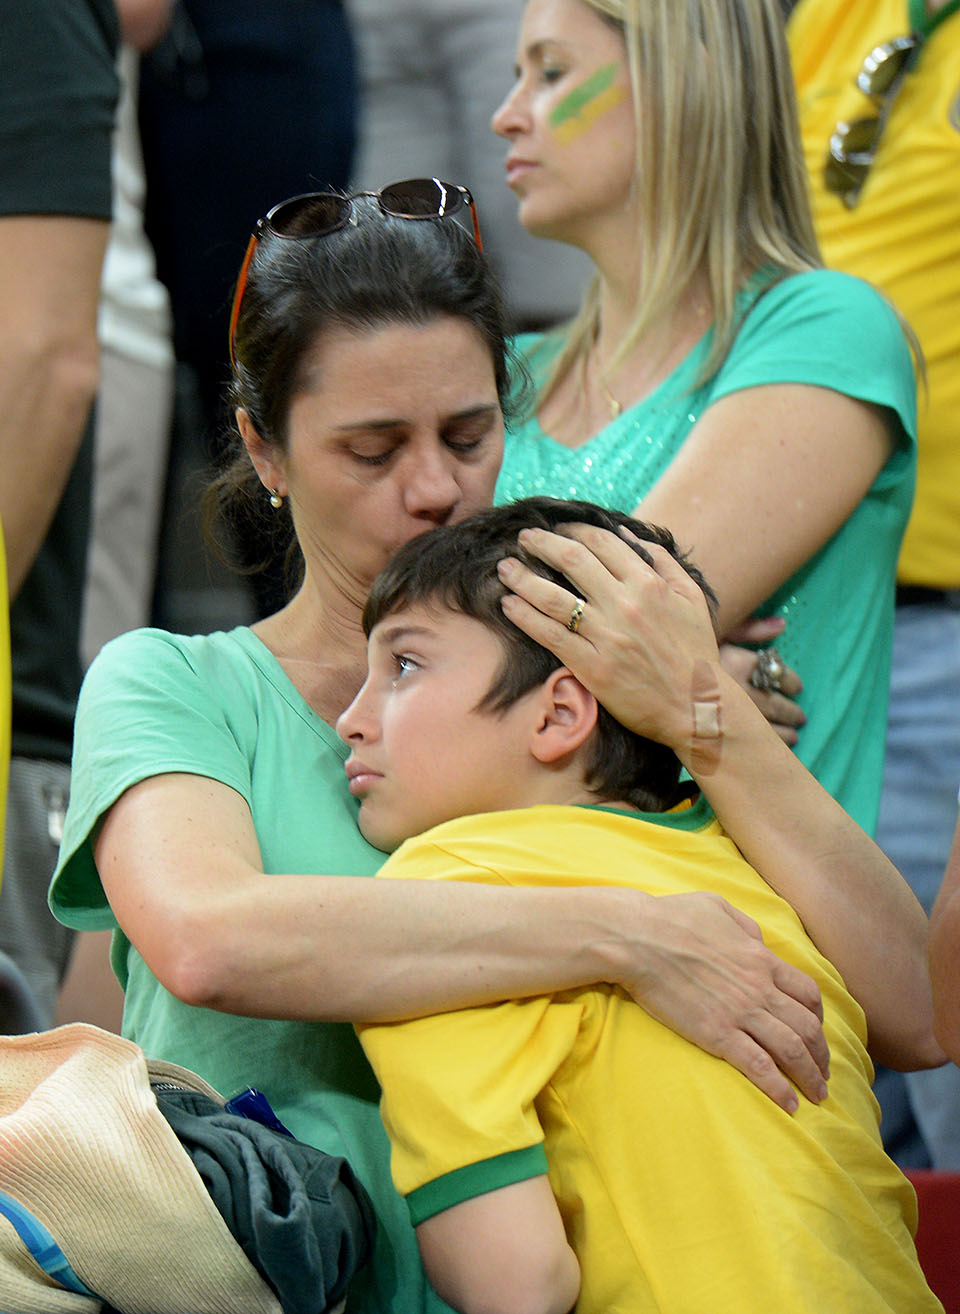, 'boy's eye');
542,65,565,84
392,653,419,679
